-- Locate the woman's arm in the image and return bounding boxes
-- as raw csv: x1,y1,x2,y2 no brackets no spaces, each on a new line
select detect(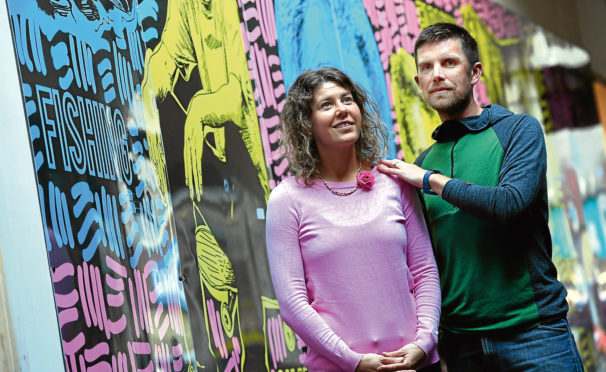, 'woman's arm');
379,116,547,222
401,184,441,362
378,183,440,371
